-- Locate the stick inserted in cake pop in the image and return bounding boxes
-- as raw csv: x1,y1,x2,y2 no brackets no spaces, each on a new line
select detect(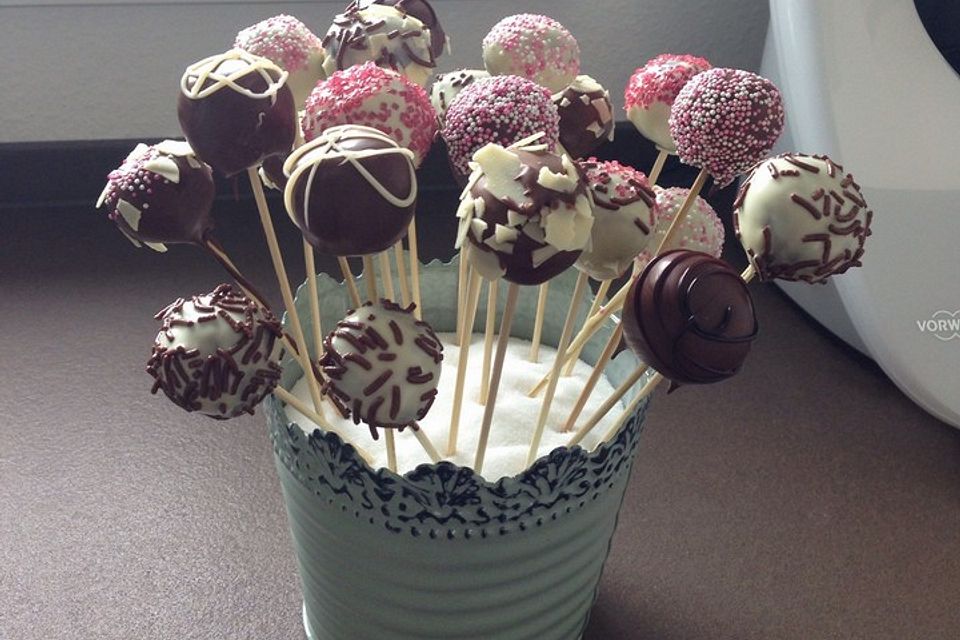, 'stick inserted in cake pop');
394,242,412,306
529,283,550,362
446,269,482,456
338,257,363,309
480,280,499,404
